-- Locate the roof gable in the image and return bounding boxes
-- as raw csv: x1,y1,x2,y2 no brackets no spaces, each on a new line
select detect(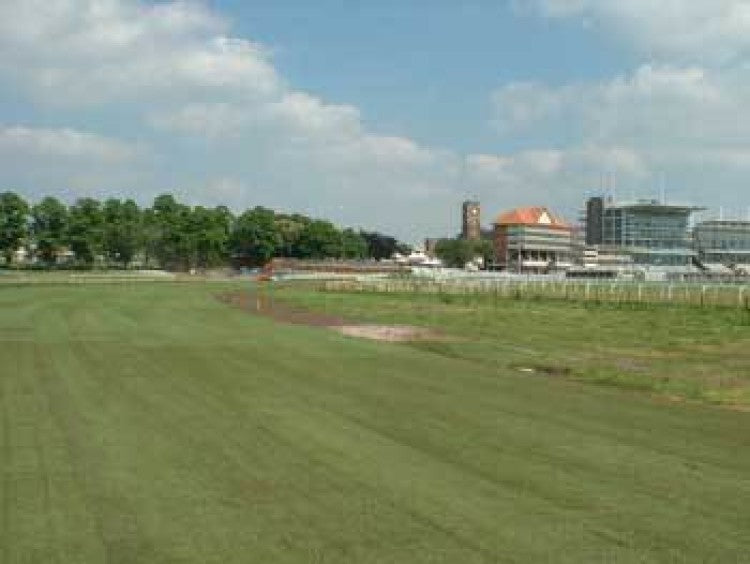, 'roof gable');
495,206,570,229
